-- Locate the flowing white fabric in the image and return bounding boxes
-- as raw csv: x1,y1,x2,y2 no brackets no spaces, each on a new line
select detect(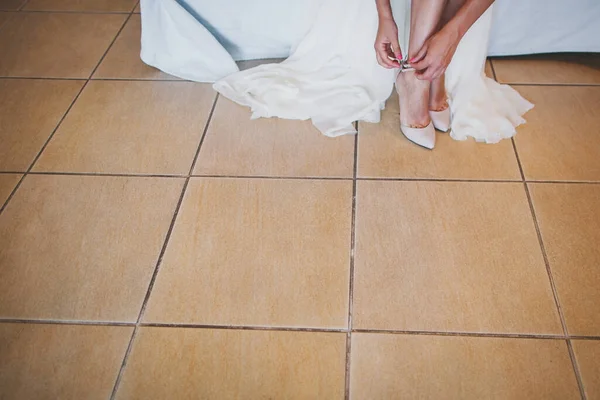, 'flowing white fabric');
214,0,533,143
140,0,239,82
